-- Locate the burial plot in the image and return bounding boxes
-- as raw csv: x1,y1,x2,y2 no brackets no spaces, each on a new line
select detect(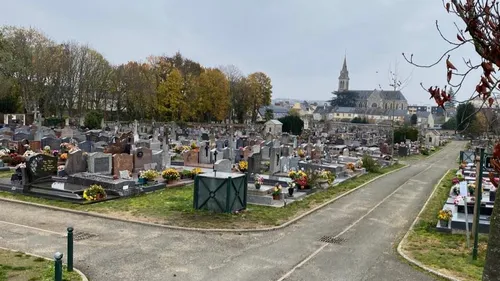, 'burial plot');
64,150,87,175
214,159,232,172
41,136,61,150
133,148,153,172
